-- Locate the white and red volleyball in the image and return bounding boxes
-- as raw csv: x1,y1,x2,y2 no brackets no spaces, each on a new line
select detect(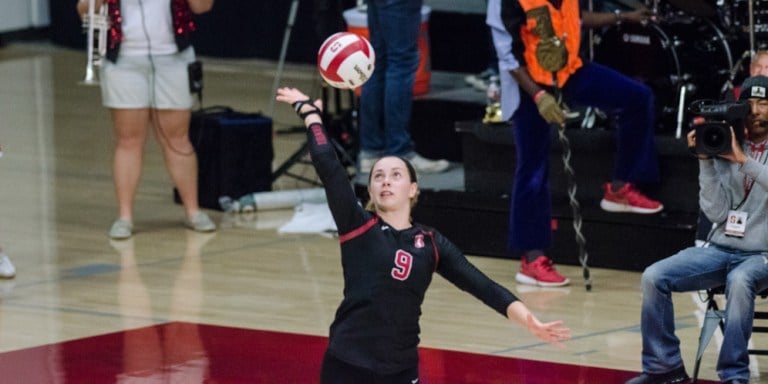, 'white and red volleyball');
317,32,375,89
